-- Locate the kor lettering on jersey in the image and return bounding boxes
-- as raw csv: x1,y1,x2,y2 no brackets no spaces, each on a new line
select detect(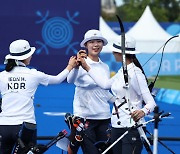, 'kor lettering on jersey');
8,77,26,90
